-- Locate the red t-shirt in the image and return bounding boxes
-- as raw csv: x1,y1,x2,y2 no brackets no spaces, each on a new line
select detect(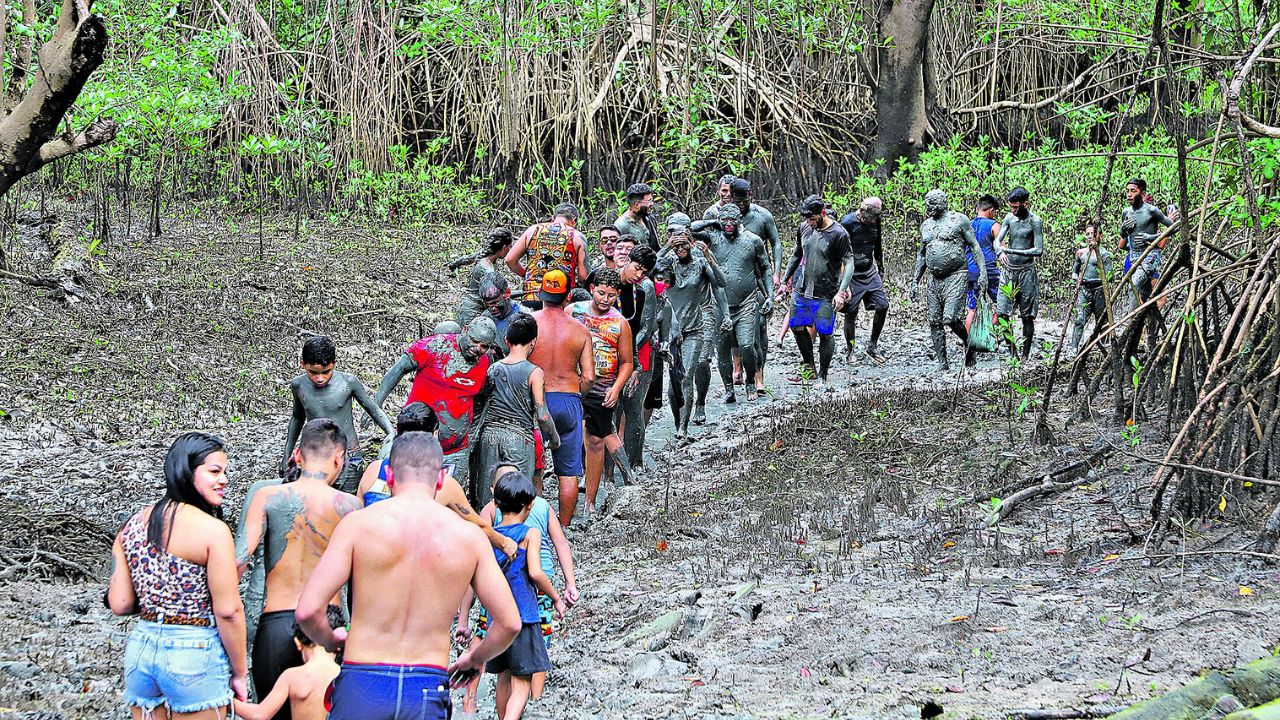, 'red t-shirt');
404,334,491,453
